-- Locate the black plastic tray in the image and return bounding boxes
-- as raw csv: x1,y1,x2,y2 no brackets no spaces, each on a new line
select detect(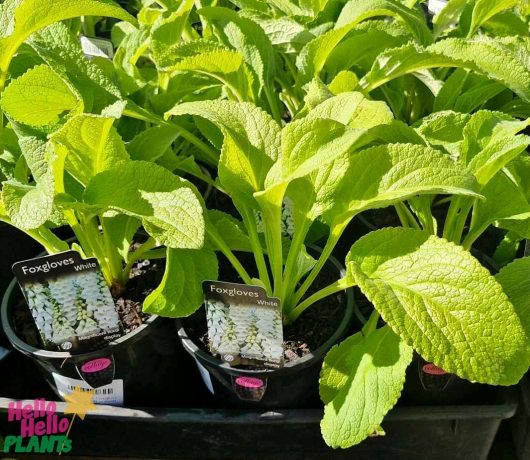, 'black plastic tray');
0,352,518,460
